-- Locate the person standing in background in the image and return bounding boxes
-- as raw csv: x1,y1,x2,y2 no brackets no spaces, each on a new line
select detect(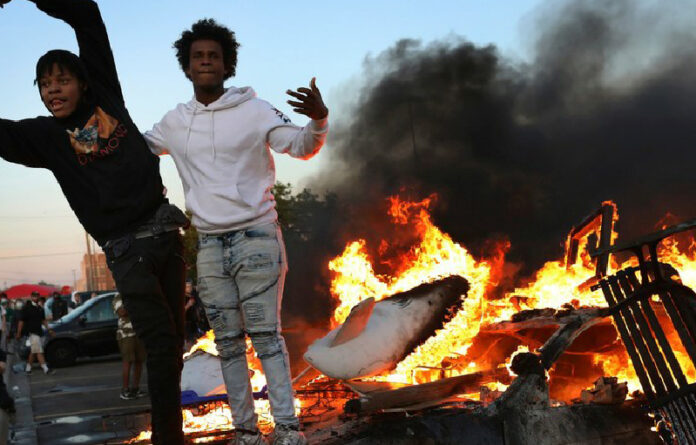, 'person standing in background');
16,292,54,374
51,292,68,321
112,294,147,400
0,294,7,348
